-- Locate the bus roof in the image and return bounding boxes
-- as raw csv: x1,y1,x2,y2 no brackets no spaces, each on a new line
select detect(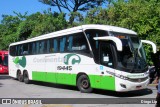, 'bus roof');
0,51,8,55
9,24,137,46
